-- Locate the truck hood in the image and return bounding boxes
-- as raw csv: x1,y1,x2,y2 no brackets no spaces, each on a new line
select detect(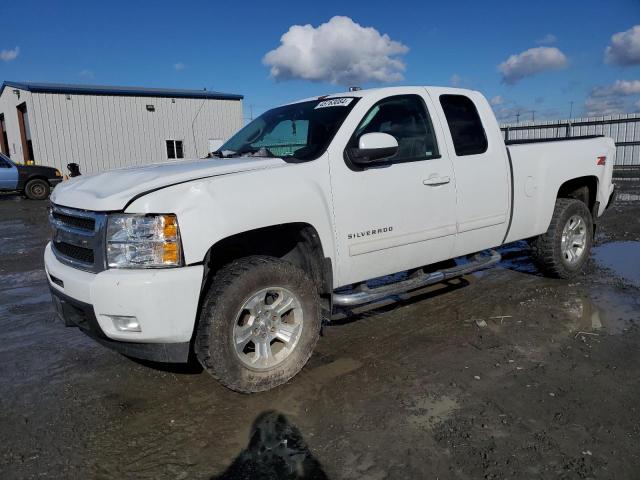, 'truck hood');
18,164,59,176
51,157,287,211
